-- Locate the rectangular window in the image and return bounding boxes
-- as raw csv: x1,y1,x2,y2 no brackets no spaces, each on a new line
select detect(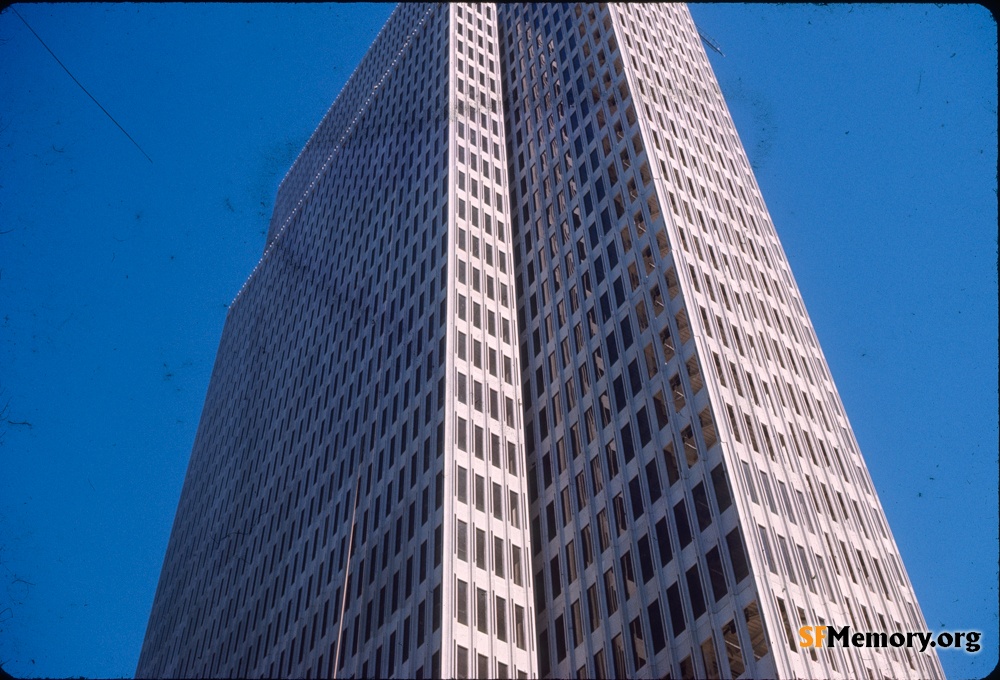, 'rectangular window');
614,494,629,535
759,471,778,513
491,433,501,468
515,604,526,650
511,544,523,586
493,482,504,521
456,520,468,562
722,619,746,676
494,536,505,578
587,584,601,632
655,518,673,566
647,599,667,655
701,635,720,679
591,456,604,493
566,540,579,585
637,535,655,583
476,587,488,633
456,580,468,625
692,482,713,531
778,481,797,524
710,464,733,512
744,600,769,661
777,535,798,584
798,544,817,594
575,472,589,509
620,550,638,600
456,466,468,504
629,616,647,670
611,634,627,678
705,546,728,602
604,568,619,615
550,555,562,599
679,655,695,679
673,500,692,547
475,475,485,512
597,509,611,552
581,525,595,567
795,490,815,533
475,528,486,570
593,649,606,679
457,418,468,451
776,597,797,652
662,443,680,486
740,461,758,504
571,600,584,647
685,566,707,619
757,525,777,574
495,596,507,642
666,582,686,635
